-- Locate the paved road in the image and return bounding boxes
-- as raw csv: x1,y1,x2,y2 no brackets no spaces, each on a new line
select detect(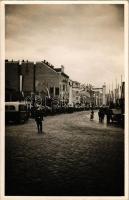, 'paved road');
5,111,124,196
